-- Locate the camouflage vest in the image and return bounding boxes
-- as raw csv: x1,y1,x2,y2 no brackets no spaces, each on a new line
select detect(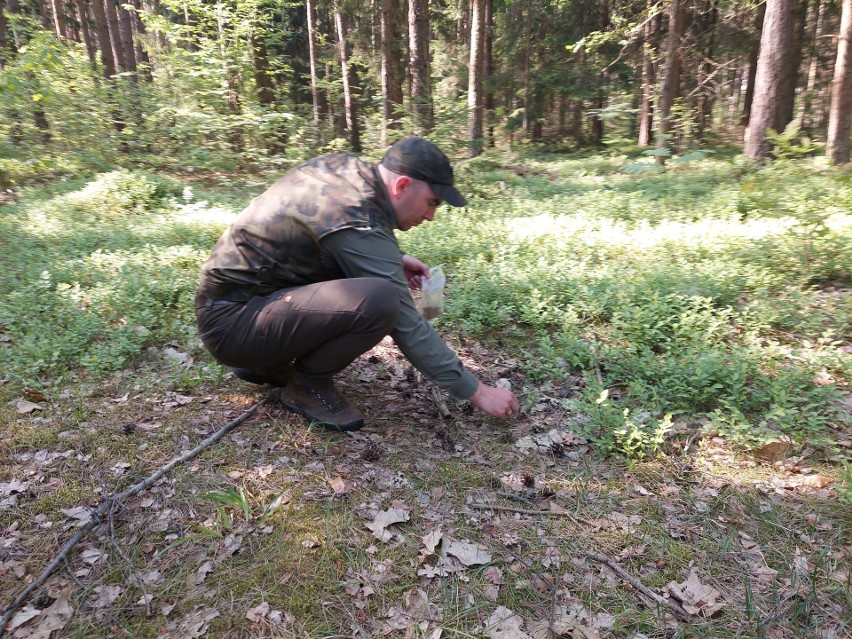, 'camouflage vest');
198,154,398,301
